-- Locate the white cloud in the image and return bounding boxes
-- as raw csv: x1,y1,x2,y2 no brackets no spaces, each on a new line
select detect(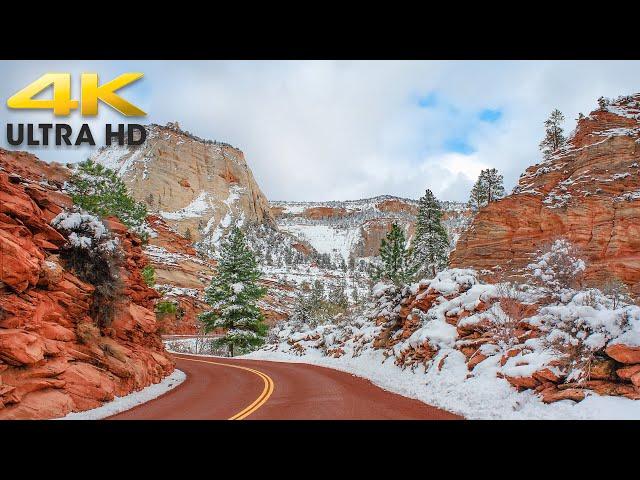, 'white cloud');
1,60,639,202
